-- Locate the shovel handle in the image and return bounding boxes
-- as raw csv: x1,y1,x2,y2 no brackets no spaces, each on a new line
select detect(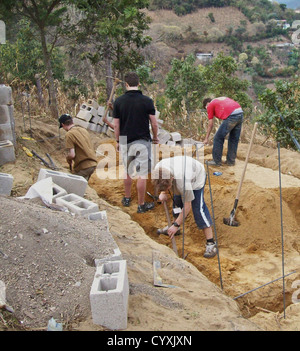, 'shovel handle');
163,201,178,256
103,78,122,129
235,122,258,200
